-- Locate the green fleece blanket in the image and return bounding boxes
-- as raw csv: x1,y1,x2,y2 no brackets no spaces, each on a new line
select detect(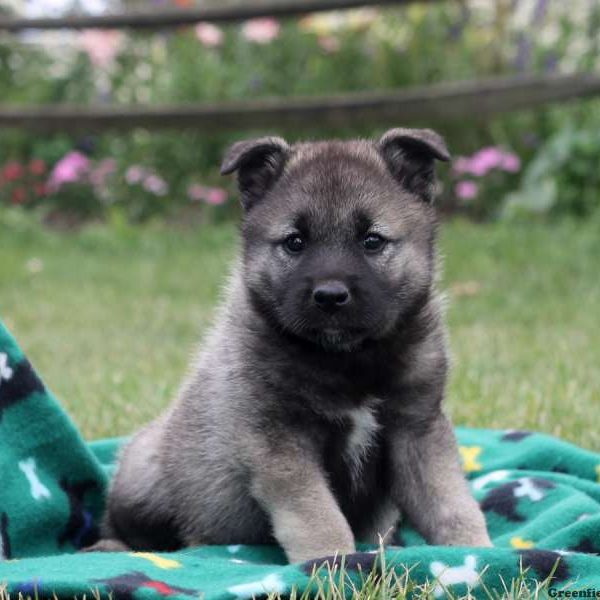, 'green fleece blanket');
1,318,600,599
